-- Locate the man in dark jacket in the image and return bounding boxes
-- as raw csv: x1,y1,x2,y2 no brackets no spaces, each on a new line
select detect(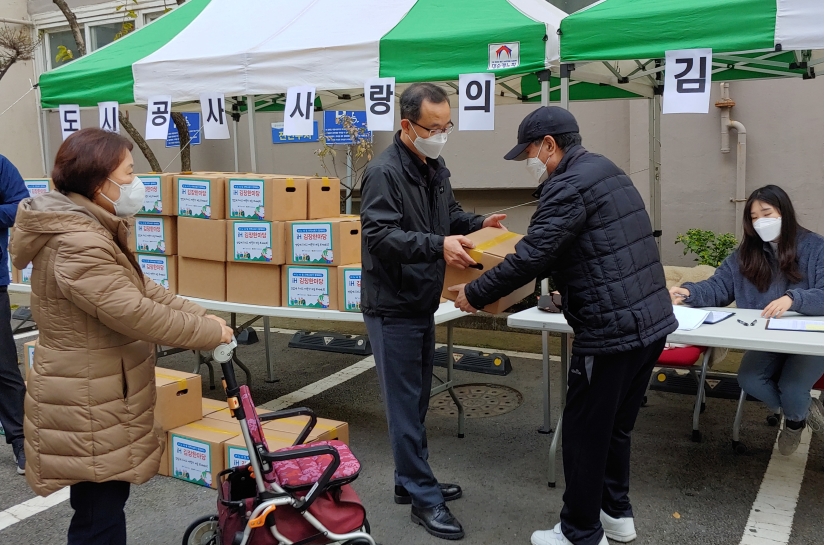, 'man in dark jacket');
360,83,506,541
451,107,677,545
0,154,30,475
